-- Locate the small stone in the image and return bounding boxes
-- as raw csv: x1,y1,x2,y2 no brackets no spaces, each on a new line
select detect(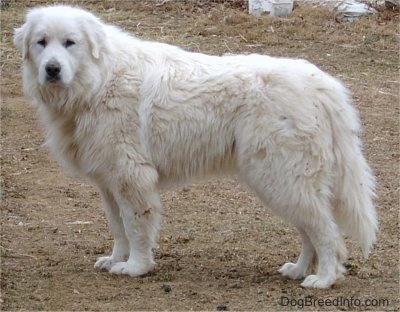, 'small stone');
162,284,172,293
216,304,228,311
